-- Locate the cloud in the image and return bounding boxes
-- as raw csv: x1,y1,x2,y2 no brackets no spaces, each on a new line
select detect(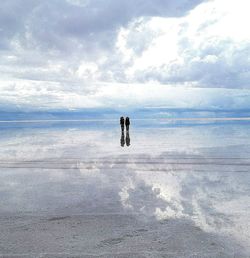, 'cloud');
121,0,250,88
1,80,250,111
1,0,250,110
1,0,203,52
0,0,205,79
